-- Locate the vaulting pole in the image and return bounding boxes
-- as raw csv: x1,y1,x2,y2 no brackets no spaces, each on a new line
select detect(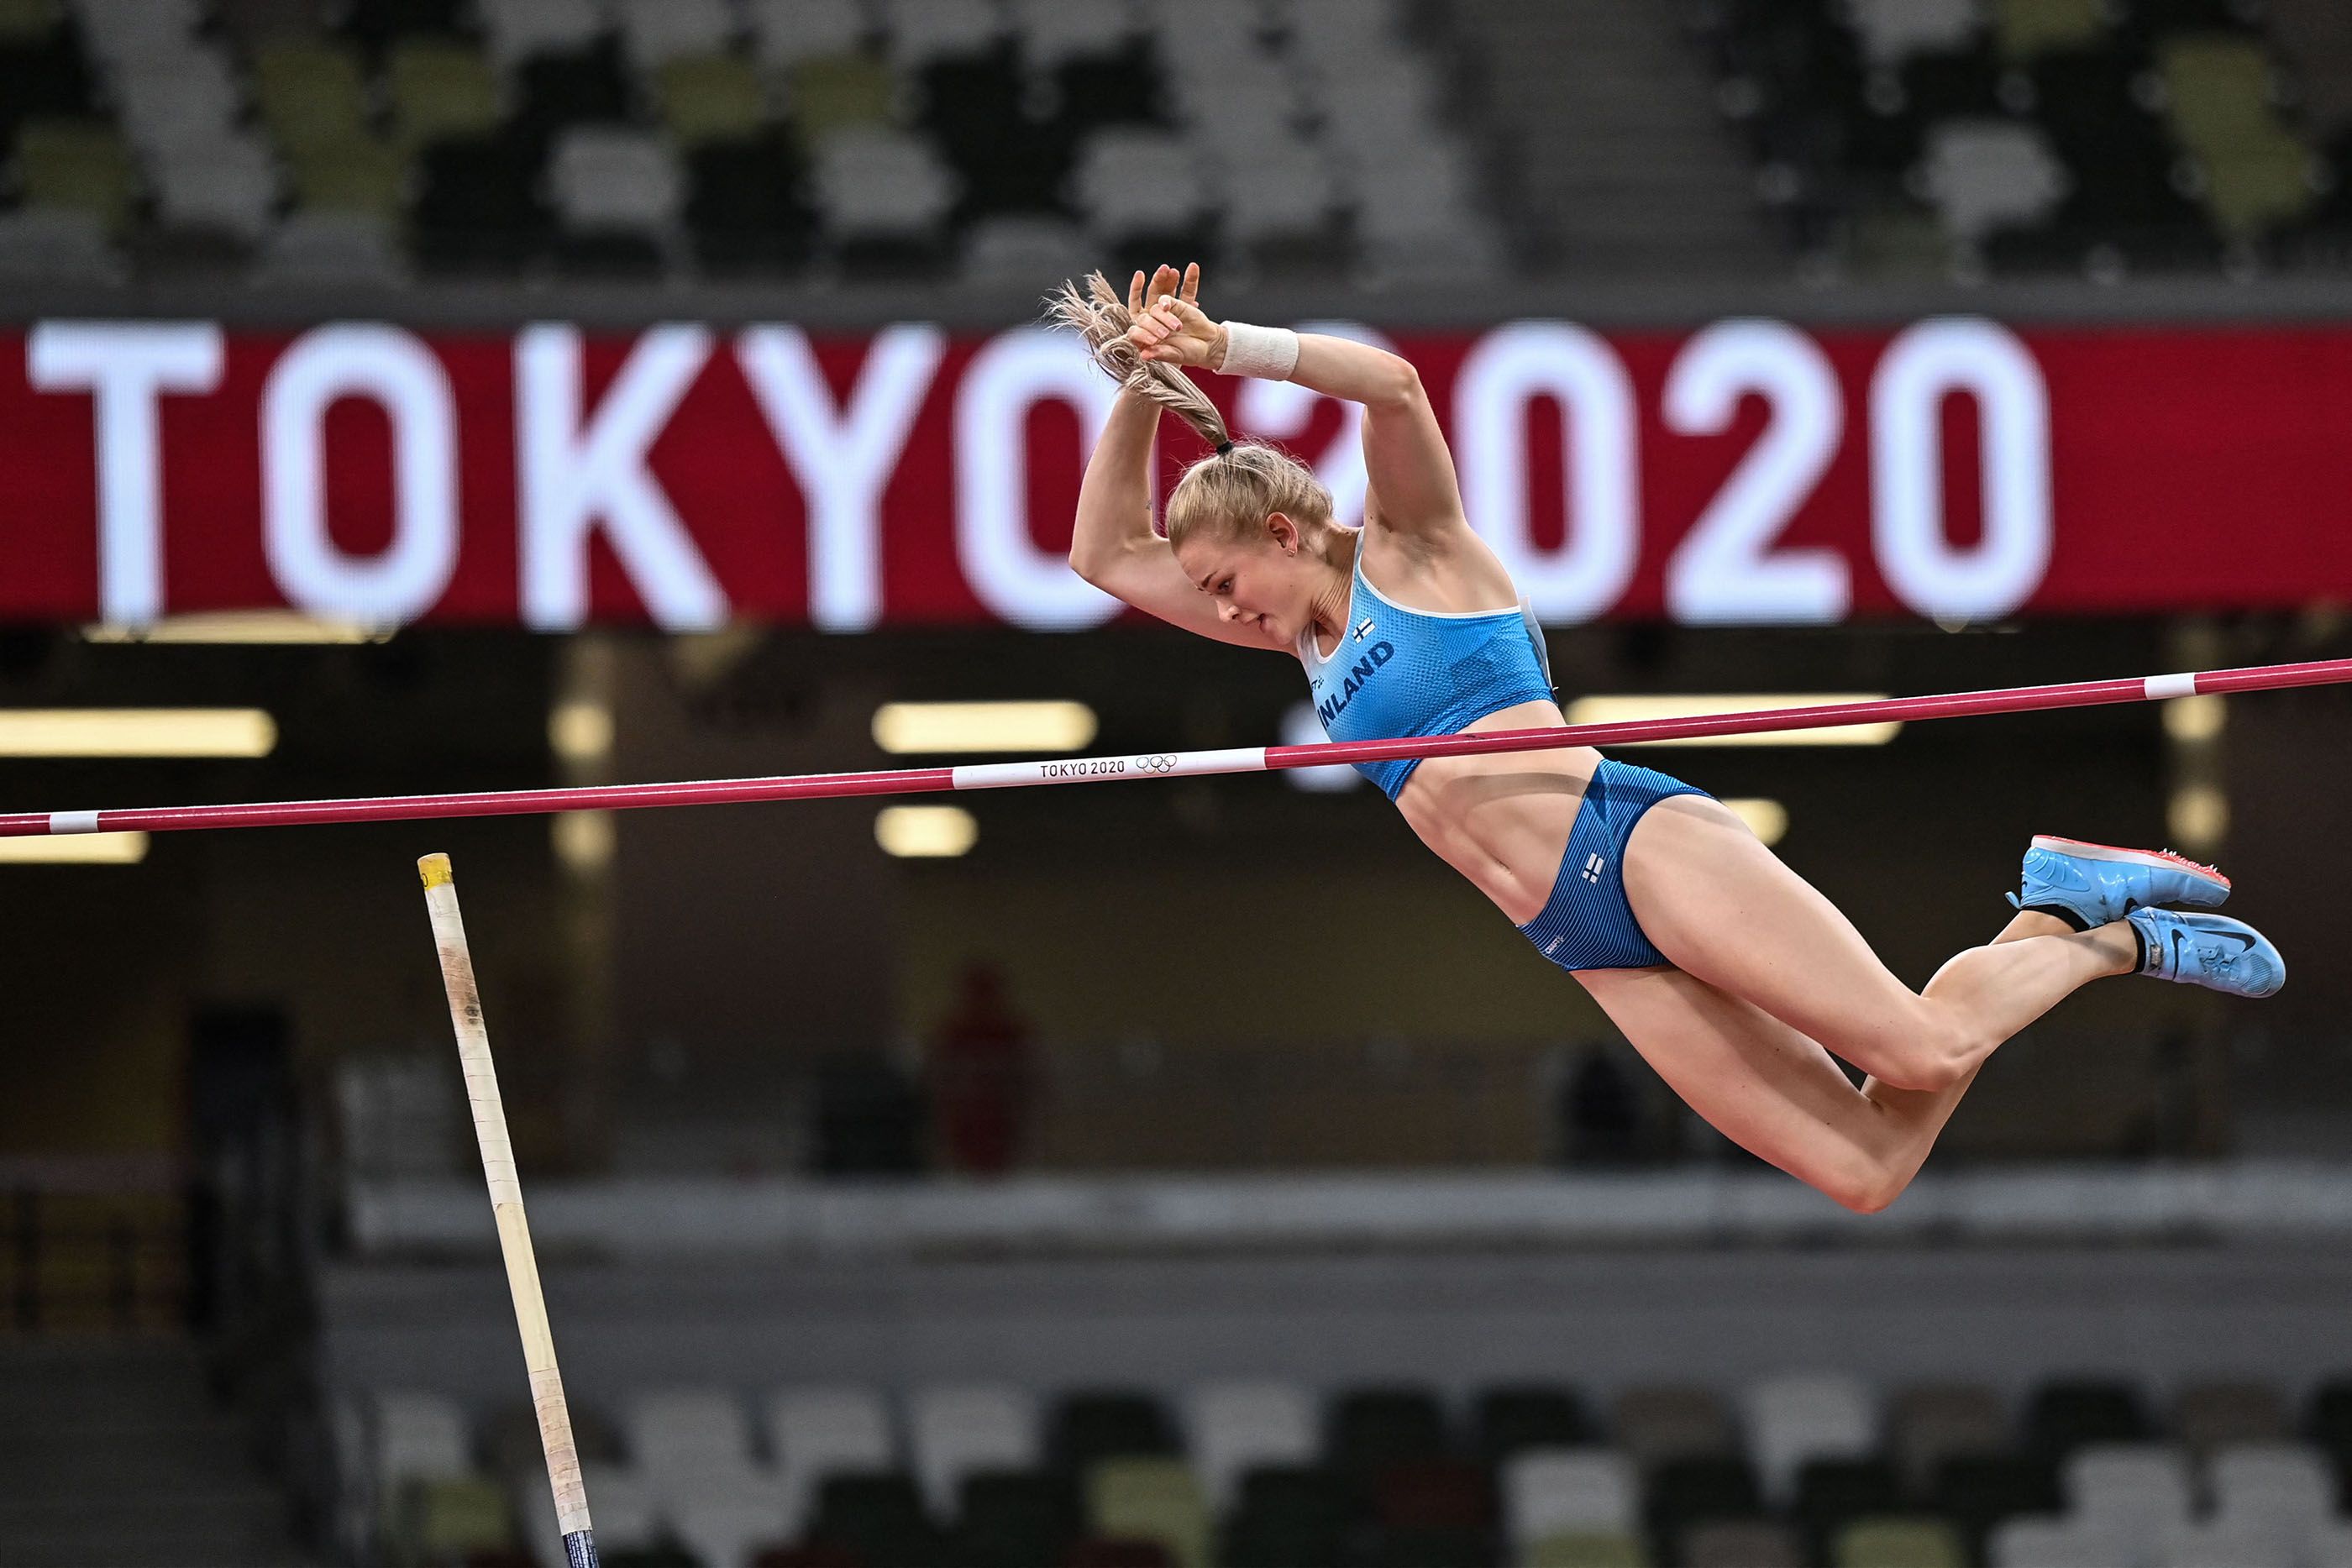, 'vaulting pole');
418,853,599,1568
